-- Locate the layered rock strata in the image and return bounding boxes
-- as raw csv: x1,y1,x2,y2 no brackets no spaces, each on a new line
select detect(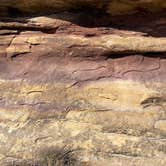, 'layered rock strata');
0,1,166,166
